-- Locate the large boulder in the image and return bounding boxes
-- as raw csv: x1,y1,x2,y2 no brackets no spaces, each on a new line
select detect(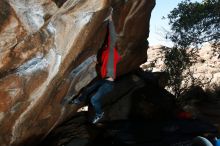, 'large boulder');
0,0,155,146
